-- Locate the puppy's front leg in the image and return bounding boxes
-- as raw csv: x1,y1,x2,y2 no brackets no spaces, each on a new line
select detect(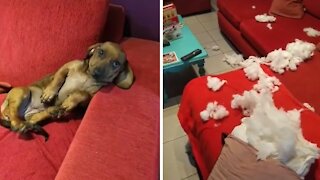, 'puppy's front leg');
61,91,92,112
41,62,73,103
